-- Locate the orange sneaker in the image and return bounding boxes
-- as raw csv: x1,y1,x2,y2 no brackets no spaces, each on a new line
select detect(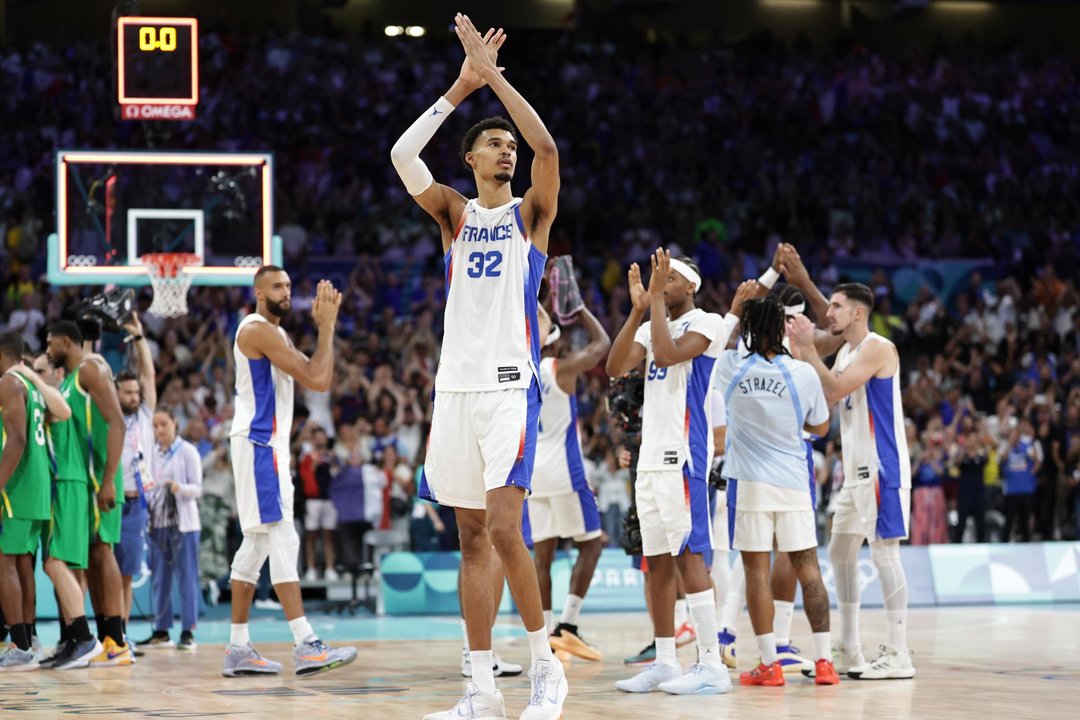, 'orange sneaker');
814,658,841,685
740,661,785,686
